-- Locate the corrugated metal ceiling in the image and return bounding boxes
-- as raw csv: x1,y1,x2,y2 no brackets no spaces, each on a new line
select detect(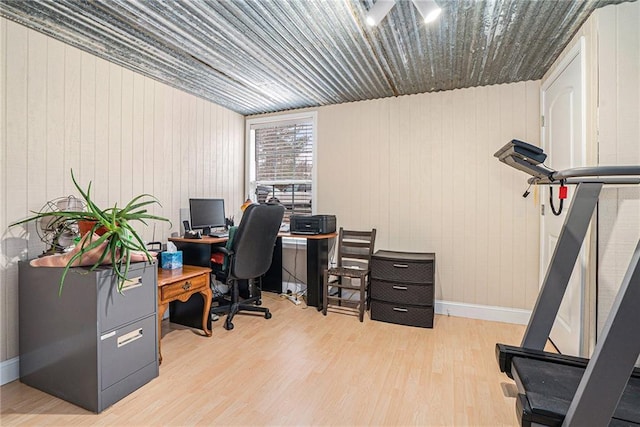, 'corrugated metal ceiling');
0,0,633,115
